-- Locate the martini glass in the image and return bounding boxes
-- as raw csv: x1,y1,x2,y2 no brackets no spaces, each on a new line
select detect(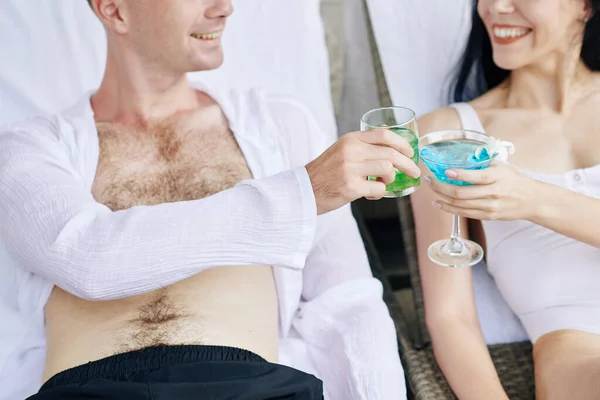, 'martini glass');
419,129,511,267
